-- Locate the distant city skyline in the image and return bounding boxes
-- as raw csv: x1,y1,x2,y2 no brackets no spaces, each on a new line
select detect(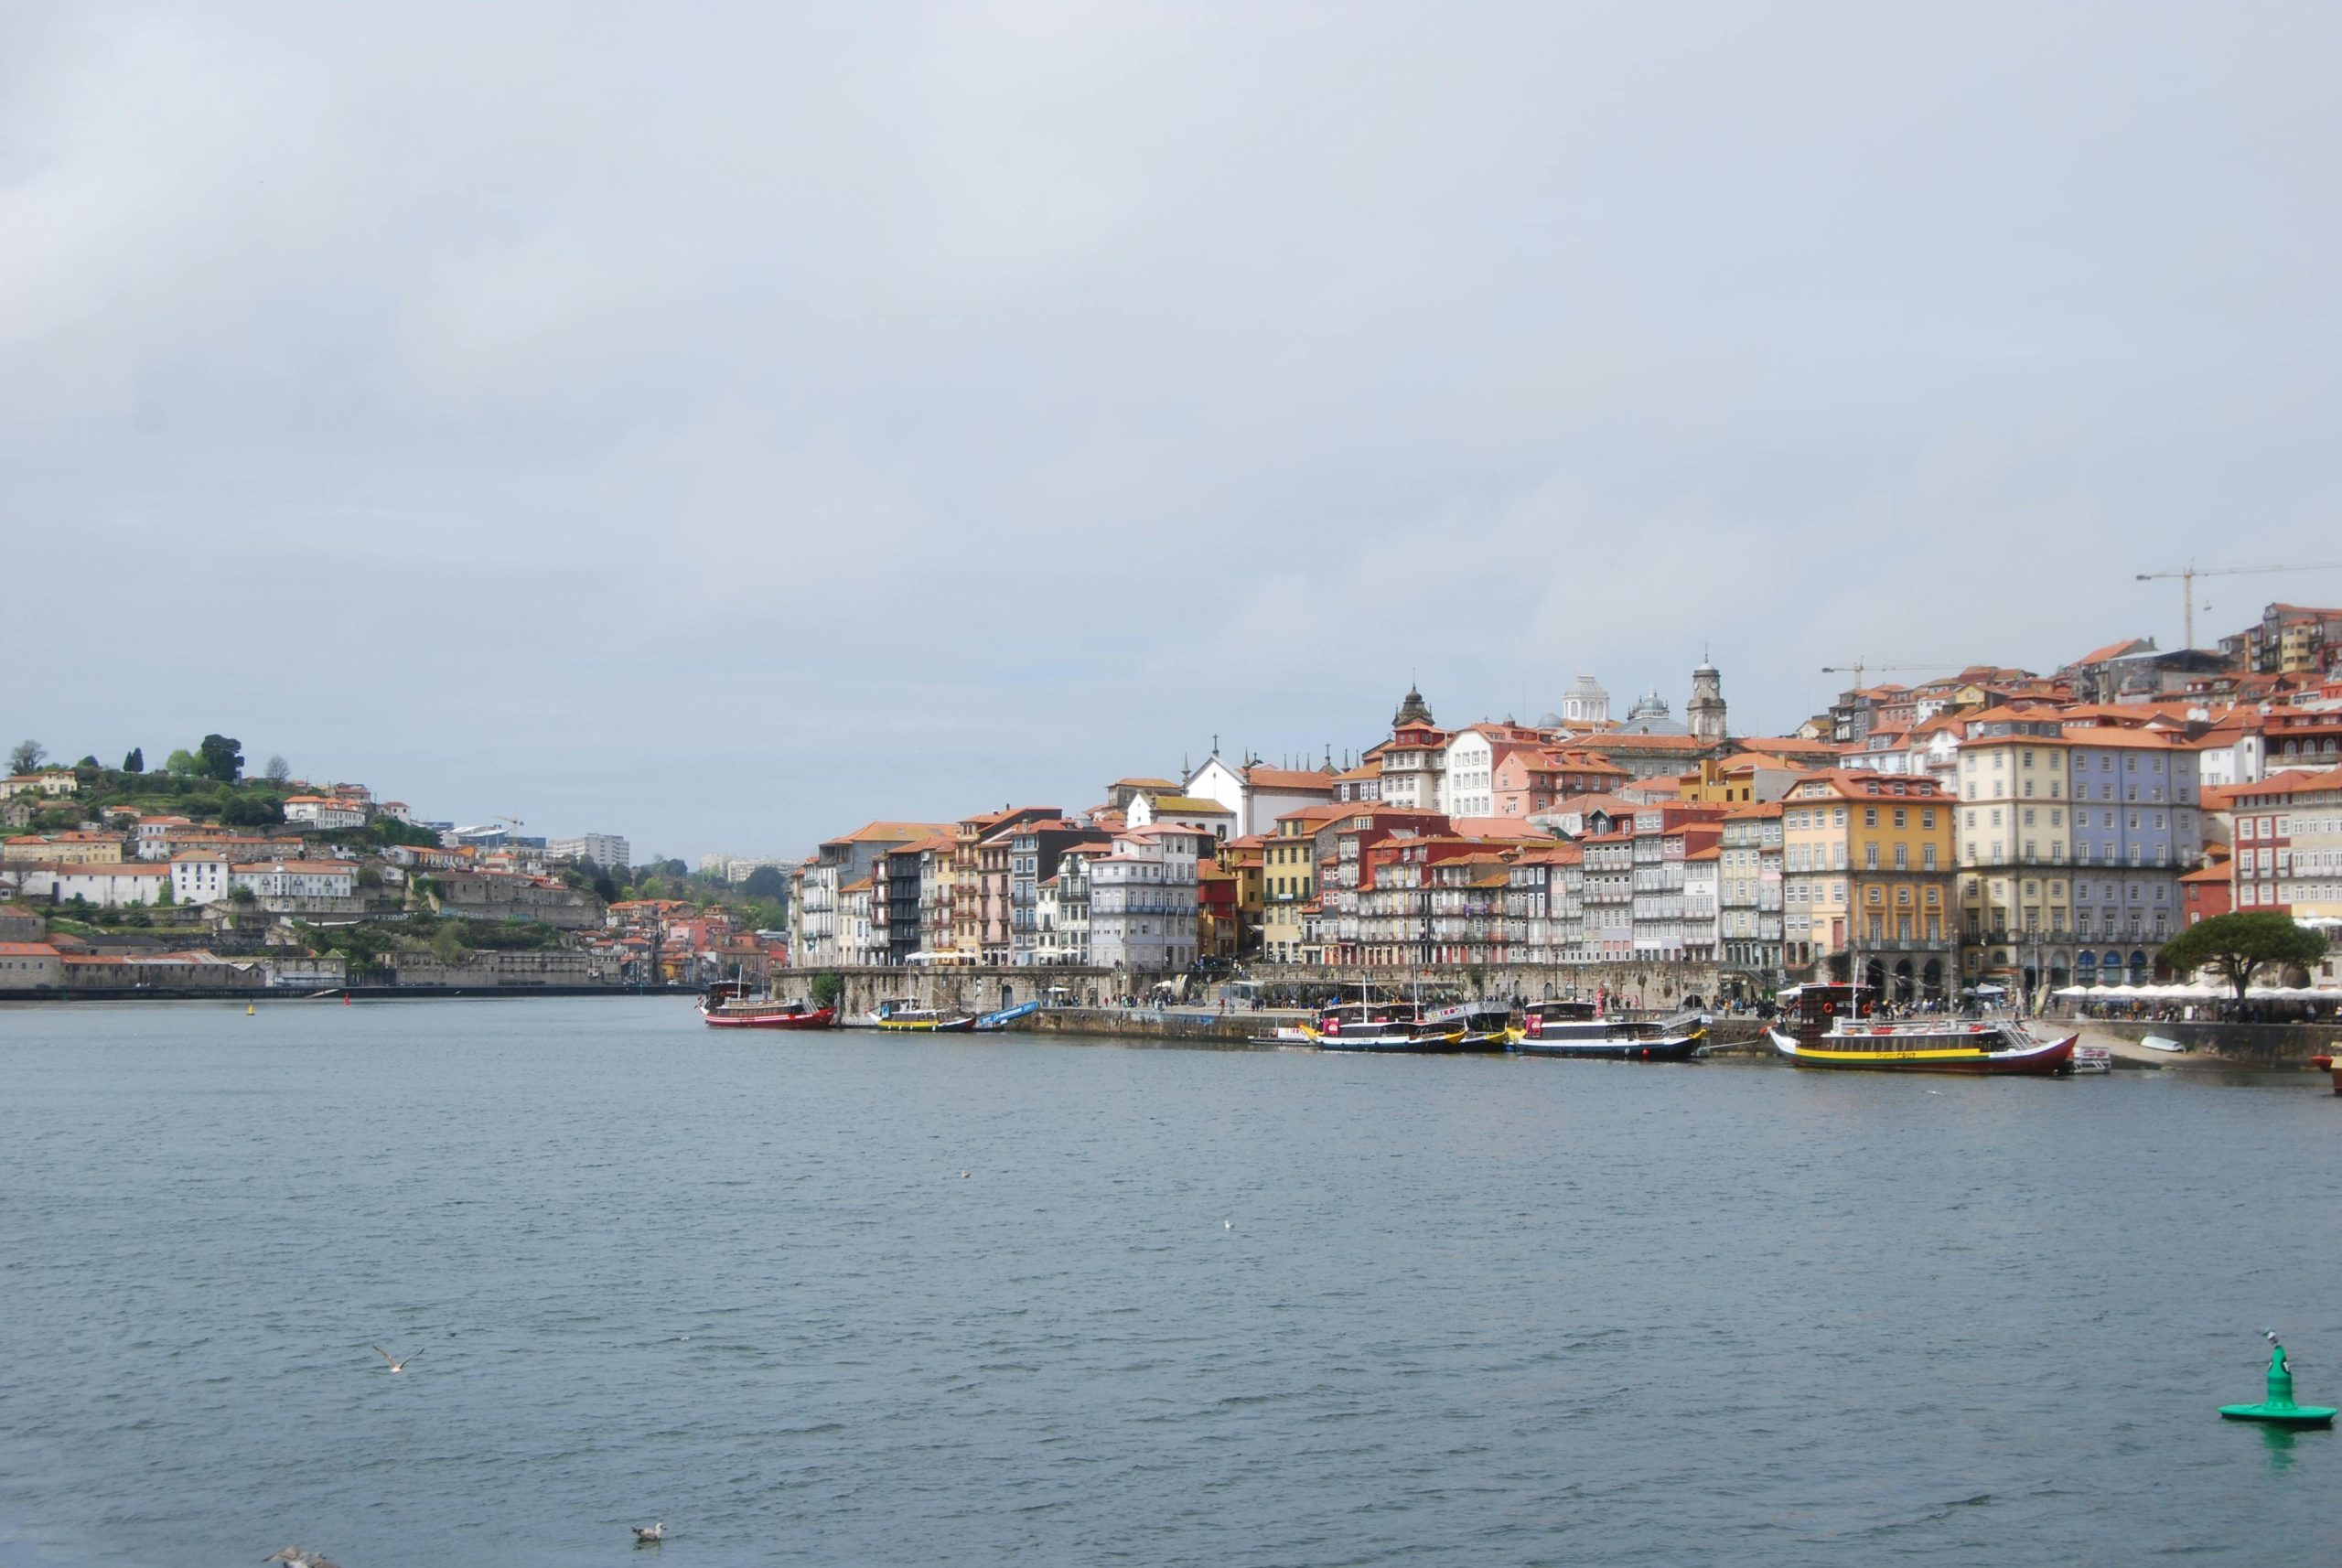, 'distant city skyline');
6,5,2339,855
